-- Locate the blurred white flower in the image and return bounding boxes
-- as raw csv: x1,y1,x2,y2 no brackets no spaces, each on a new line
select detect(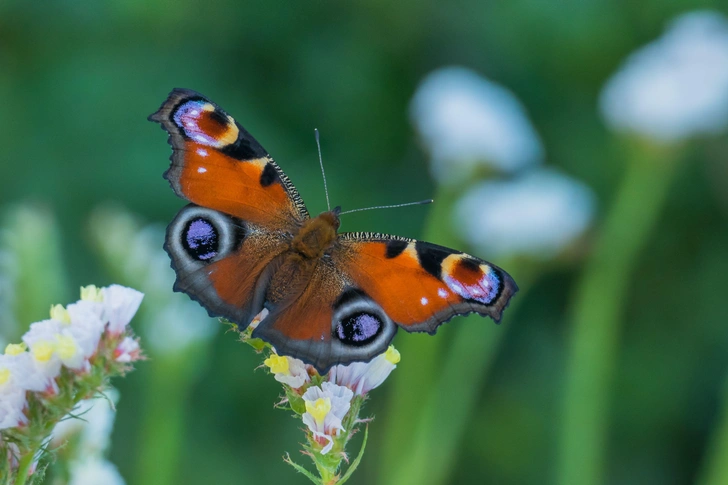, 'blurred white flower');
145,299,217,354
263,353,310,389
329,345,400,395
601,10,728,142
52,389,119,456
455,169,596,259
302,382,353,454
68,458,125,485
411,66,543,183
102,285,144,335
